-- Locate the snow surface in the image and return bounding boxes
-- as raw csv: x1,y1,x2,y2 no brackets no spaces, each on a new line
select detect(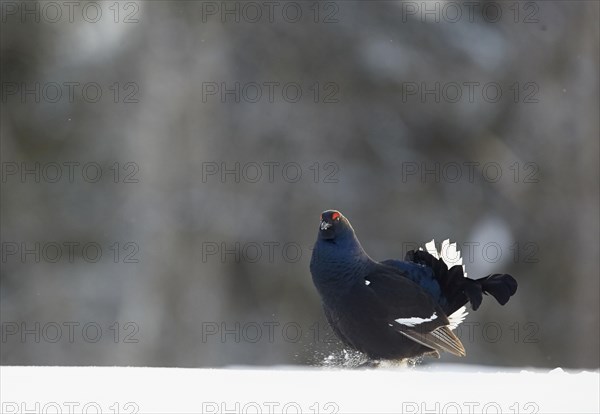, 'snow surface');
1,365,598,413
